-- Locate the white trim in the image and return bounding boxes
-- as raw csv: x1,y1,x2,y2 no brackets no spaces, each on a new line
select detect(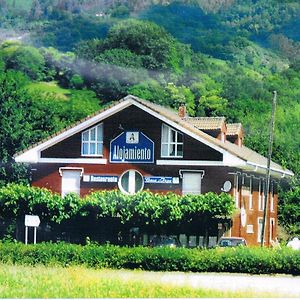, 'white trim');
235,173,239,208
59,167,84,176
269,218,275,243
39,158,107,164
246,161,294,177
157,160,225,166
179,169,205,179
249,176,253,210
257,217,264,243
118,169,144,195
270,182,275,212
14,100,132,163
